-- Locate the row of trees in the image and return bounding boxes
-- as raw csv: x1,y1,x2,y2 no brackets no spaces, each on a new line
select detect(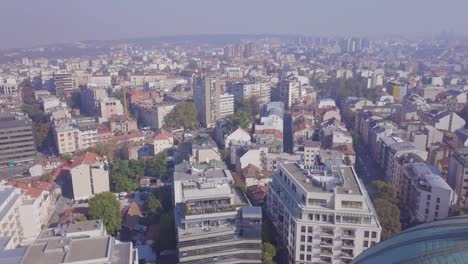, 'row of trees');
371,180,401,240
20,79,52,150
111,152,167,193
314,77,380,106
